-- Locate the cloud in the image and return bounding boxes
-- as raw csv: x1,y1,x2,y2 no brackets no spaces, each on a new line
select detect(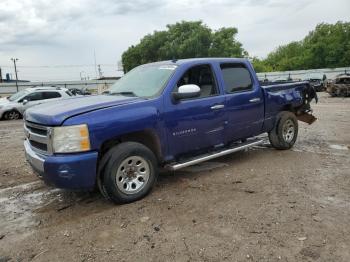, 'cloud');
0,0,167,48
0,0,349,81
